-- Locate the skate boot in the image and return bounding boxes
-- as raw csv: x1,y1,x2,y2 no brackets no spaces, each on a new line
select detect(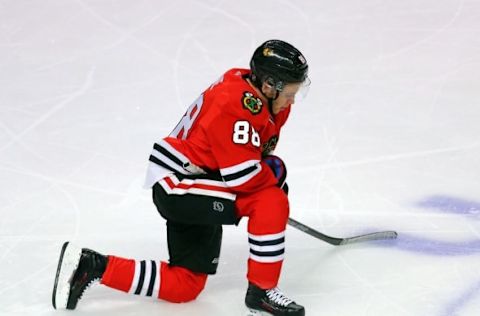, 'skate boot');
52,241,108,310
245,283,305,316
